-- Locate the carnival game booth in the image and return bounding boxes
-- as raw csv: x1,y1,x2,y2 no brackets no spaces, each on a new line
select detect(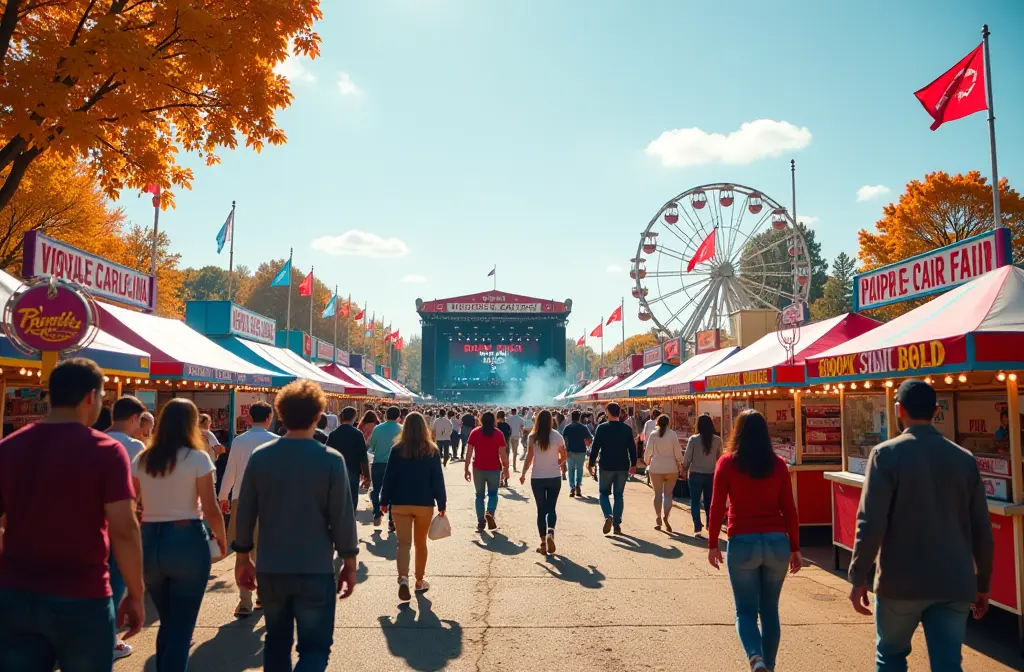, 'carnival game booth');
808,265,1024,621
644,346,740,441
697,313,881,528
596,362,675,401
99,302,281,439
